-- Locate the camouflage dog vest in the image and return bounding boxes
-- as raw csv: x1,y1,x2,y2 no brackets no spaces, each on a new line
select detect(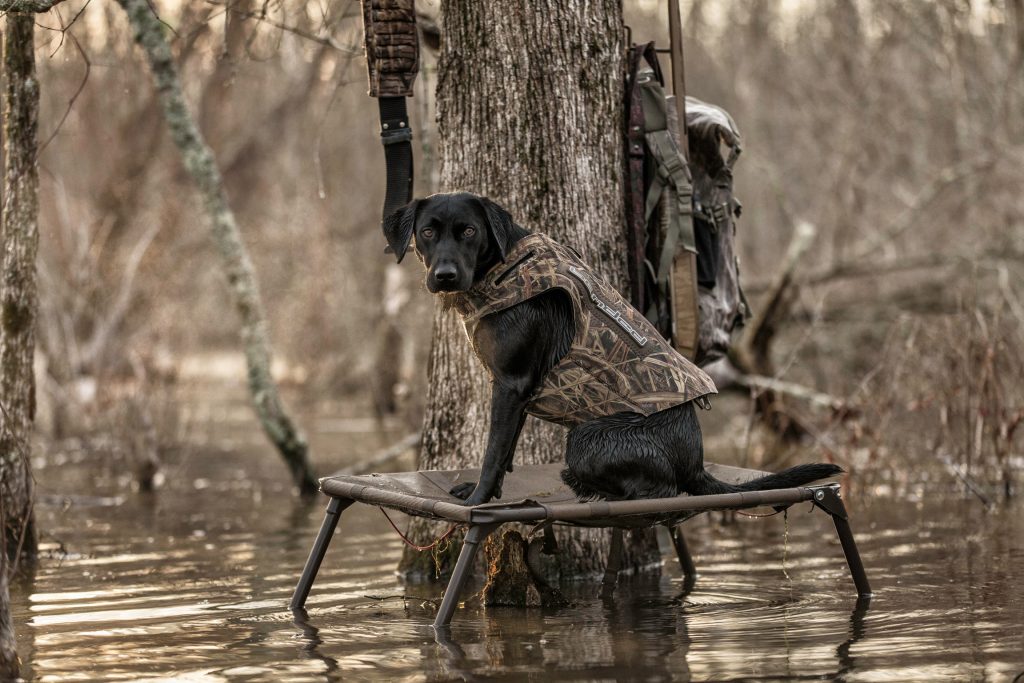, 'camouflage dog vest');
452,233,717,427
